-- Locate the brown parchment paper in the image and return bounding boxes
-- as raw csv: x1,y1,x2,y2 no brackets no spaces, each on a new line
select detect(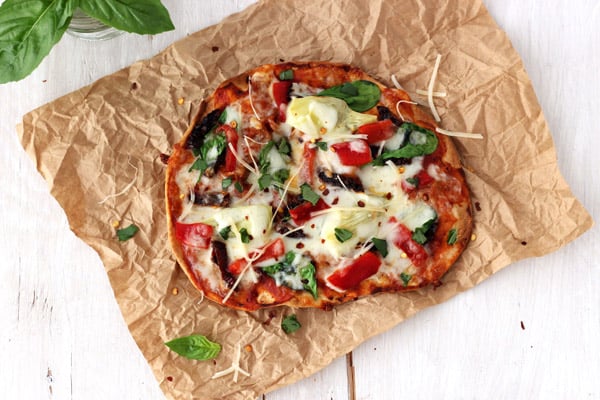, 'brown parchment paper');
17,0,593,398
